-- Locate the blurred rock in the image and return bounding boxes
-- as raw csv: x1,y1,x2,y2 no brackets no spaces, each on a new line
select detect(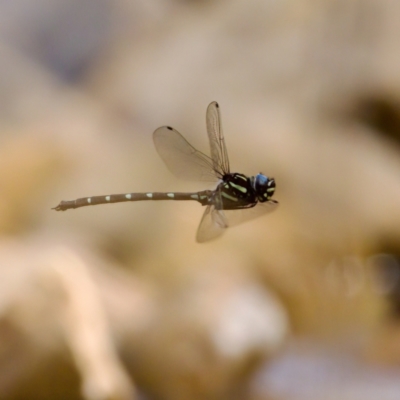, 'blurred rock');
124,250,289,400
0,240,141,400
0,0,111,81
0,130,65,234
